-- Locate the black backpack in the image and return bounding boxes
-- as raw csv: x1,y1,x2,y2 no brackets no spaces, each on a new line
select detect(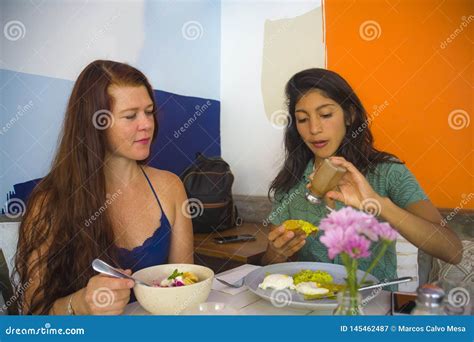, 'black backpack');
181,153,241,233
